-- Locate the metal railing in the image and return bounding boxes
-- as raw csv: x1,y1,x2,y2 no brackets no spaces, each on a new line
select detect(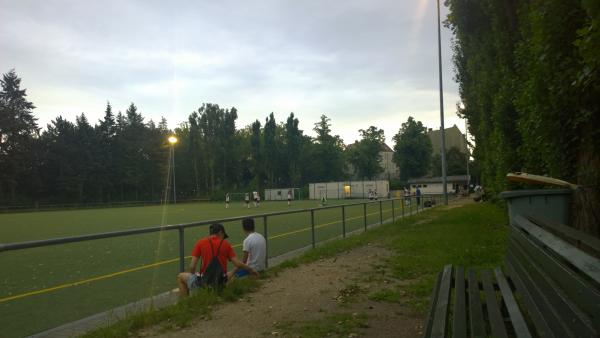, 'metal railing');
0,195,442,272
